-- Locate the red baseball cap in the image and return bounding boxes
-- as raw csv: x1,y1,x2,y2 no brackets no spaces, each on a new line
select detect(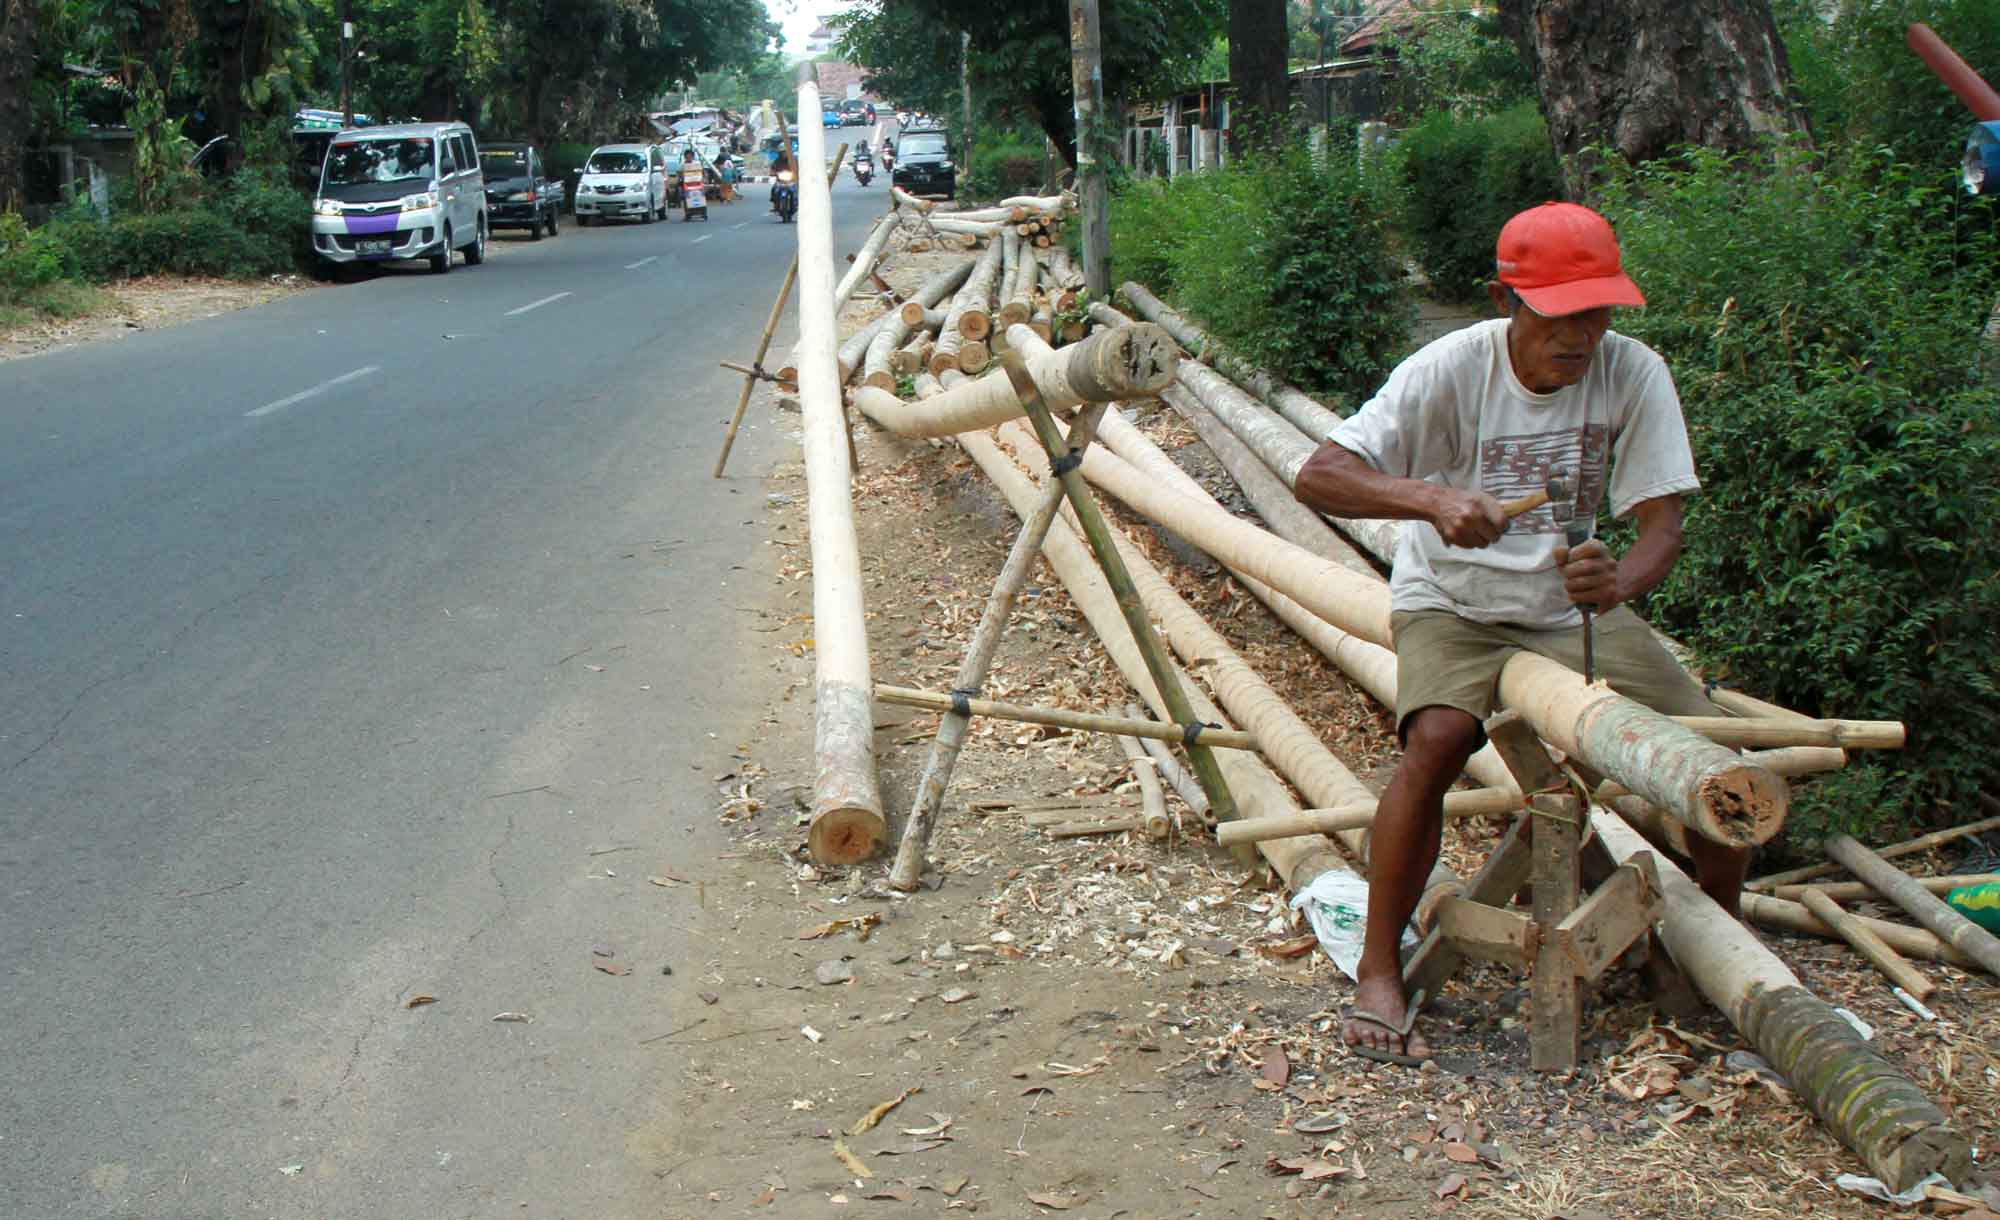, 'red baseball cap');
1494,202,1645,315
